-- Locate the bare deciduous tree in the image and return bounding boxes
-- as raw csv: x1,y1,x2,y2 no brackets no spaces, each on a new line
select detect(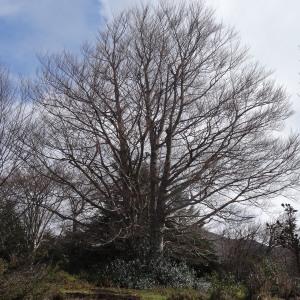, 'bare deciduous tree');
10,169,57,254
27,2,300,257
219,223,268,279
0,67,28,189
